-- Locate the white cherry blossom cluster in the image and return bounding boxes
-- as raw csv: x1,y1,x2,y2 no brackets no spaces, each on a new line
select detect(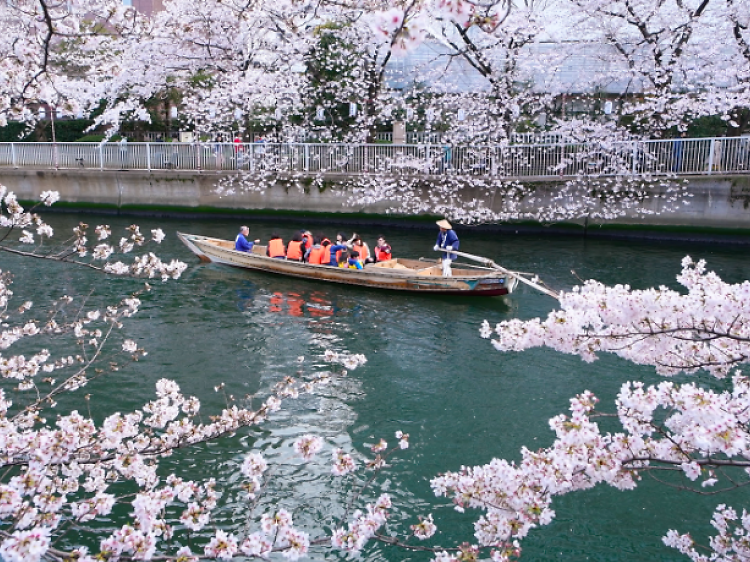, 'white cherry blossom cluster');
331,494,392,553
428,376,750,559
343,164,689,225
460,256,750,559
0,188,51,234
664,504,750,560
484,257,750,377
0,362,366,561
0,185,187,281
